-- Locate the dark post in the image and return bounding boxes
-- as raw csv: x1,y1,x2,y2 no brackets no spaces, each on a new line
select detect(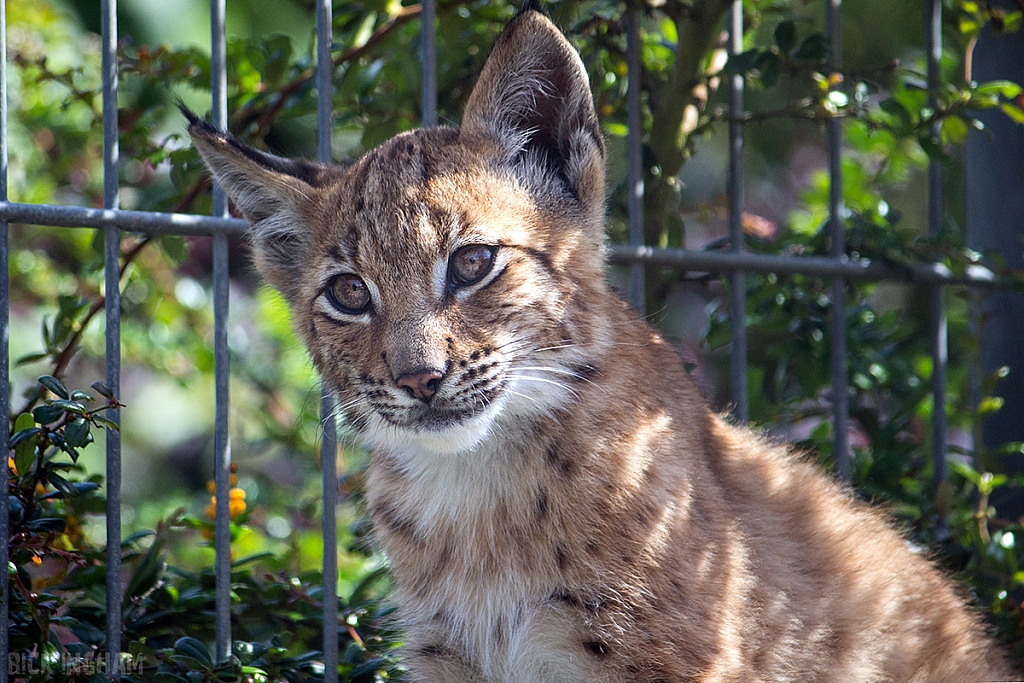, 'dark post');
966,1,1024,515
